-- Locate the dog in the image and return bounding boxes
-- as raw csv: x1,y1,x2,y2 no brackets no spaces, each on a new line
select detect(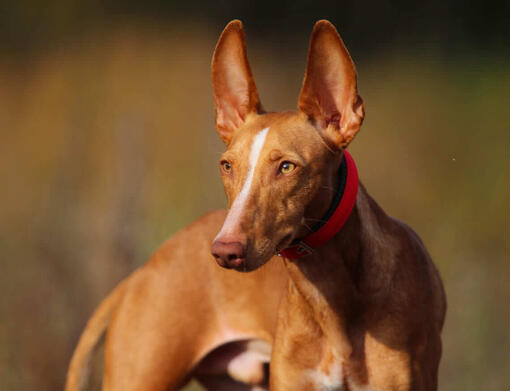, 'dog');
210,20,446,390
66,19,446,391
